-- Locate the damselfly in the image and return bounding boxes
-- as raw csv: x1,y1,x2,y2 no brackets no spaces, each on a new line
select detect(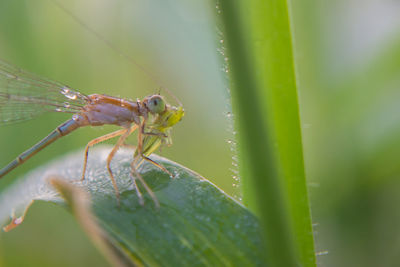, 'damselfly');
0,59,184,207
